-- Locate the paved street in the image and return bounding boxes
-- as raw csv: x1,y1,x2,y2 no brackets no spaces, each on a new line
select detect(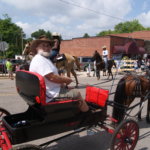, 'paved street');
0,71,150,150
